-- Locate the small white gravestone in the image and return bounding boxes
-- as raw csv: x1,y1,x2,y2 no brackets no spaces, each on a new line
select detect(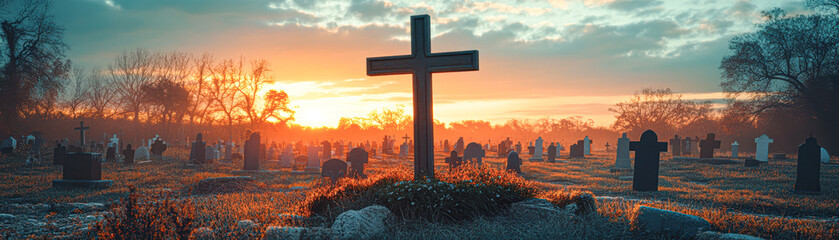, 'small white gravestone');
583,136,591,155
822,147,830,164
555,142,562,156
731,141,739,158
614,133,631,169
754,134,773,162
134,146,150,161
109,134,119,148
529,137,544,161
